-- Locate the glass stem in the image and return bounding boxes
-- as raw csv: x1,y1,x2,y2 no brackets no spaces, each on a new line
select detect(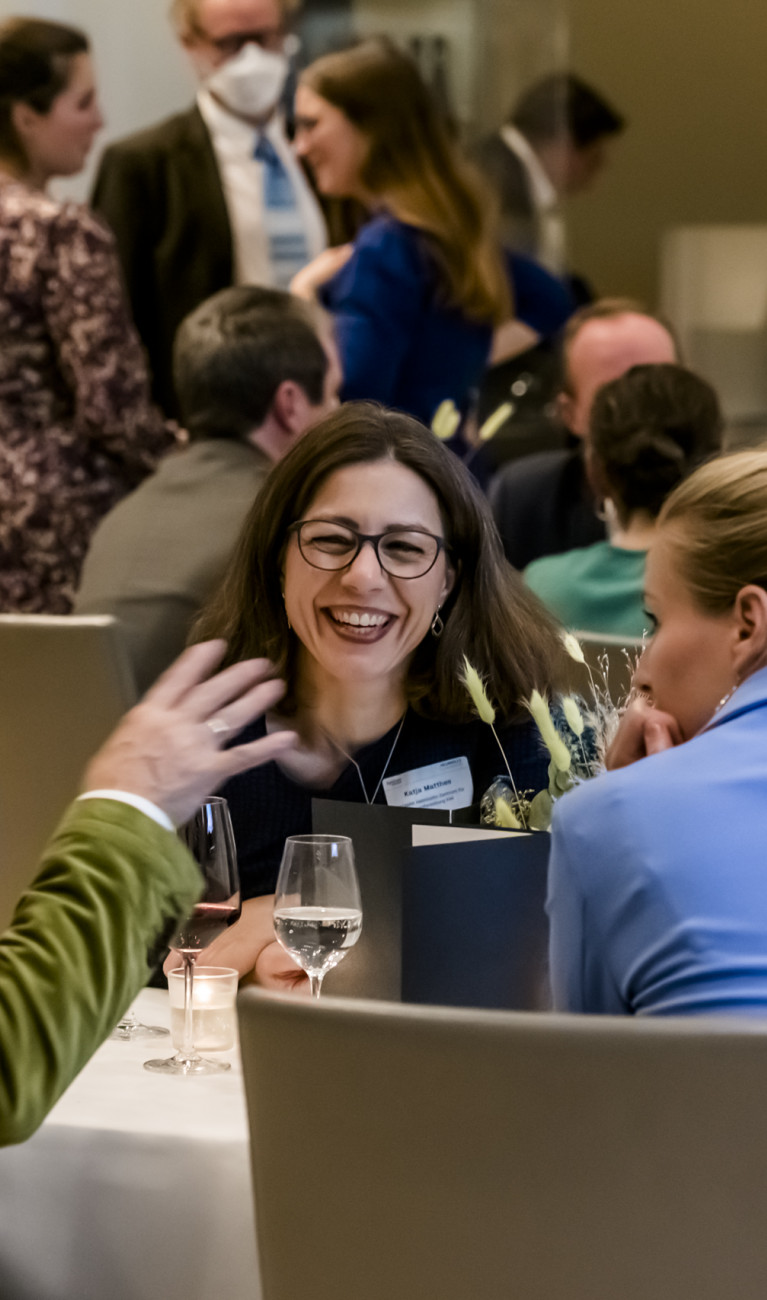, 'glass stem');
309,974,323,1000
182,953,198,1059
